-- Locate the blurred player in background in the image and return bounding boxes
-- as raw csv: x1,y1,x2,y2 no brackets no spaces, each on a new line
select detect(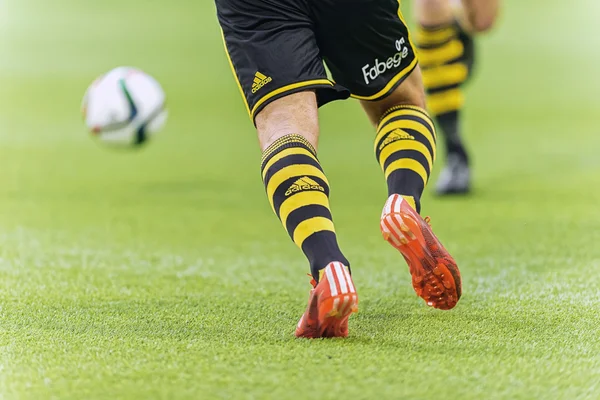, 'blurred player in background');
414,0,499,194
216,0,462,339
